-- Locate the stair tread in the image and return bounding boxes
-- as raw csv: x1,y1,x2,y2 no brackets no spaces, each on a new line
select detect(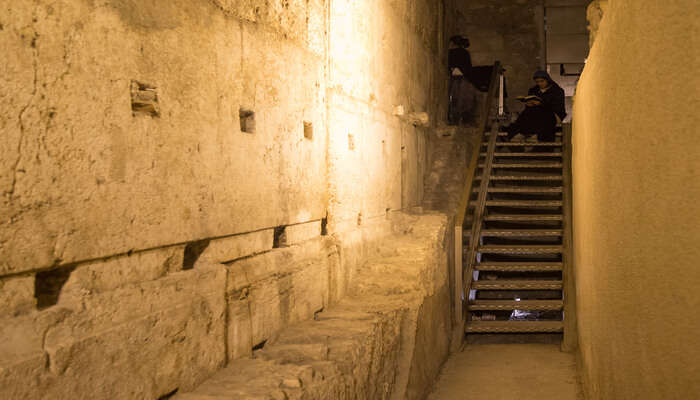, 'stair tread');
476,262,564,271
476,175,563,181
486,200,563,206
471,279,563,290
484,214,563,221
484,142,562,147
483,152,563,157
481,163,563,168
486,132,563,137
466,320,564,333
469,300,564,311
480,229,563,236
474,186,563,193
478,245,564,254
